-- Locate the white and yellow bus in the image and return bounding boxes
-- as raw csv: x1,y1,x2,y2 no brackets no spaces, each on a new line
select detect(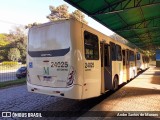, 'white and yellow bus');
27,19,138,100
136,52,149,71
